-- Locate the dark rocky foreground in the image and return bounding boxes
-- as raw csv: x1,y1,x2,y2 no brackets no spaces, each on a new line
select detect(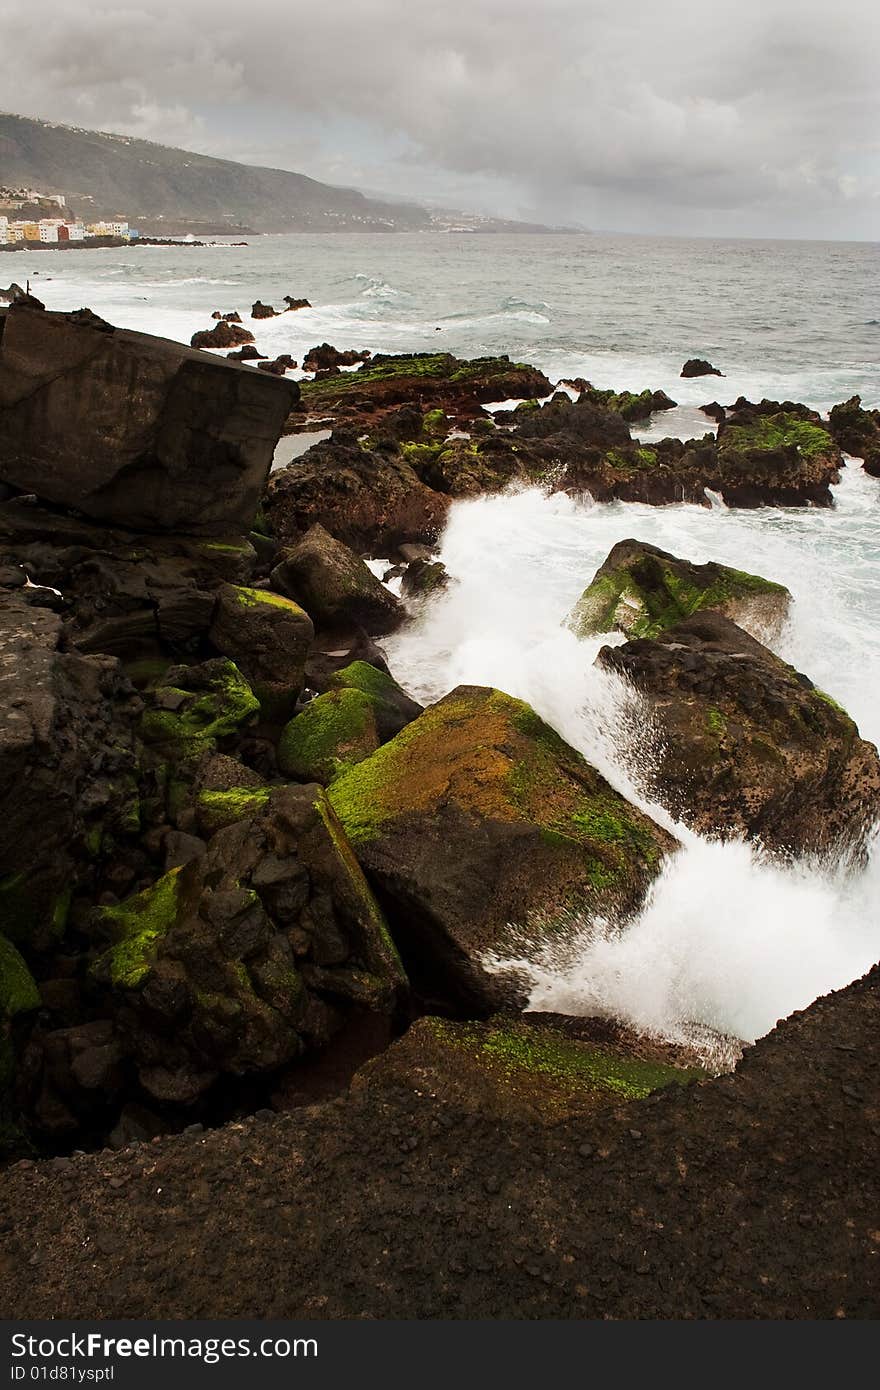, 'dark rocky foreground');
1,965,878,1319
1,301,879,1319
